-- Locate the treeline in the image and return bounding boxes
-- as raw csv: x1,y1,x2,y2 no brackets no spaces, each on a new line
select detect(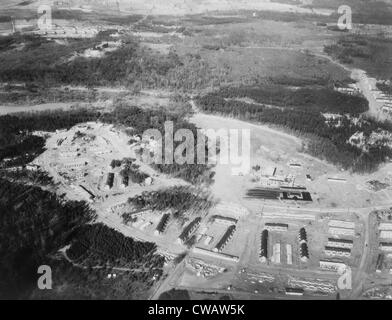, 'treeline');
0,135,46,167
67,223,164,272
0,177,164,299
196,92,392,172
324,37,370,64
124,186,214,222
0,36,179,88
0,34,224,91
0,178,96,299
324,34,392,79
0,168,54,186
0,87,100,105
217,85,368,114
